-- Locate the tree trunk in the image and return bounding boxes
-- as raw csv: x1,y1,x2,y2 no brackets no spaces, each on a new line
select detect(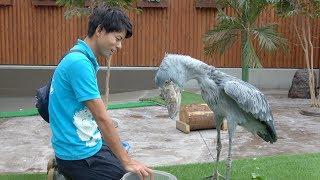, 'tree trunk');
104,56,112,107
295,16,320,107
241,32,249,82
305,17,319,107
